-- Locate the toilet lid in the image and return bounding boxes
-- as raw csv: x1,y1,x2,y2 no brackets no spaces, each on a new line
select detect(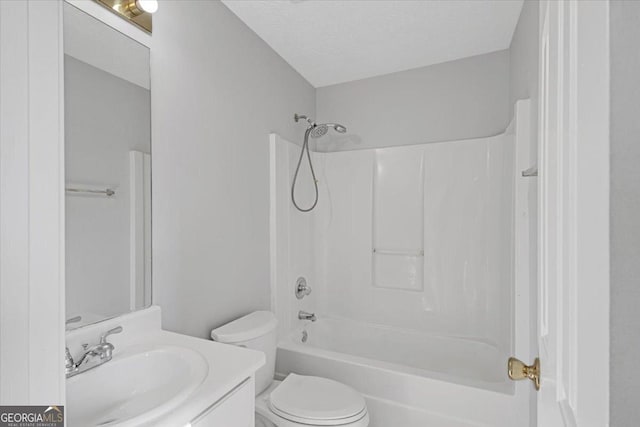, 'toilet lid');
269,374,367,426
